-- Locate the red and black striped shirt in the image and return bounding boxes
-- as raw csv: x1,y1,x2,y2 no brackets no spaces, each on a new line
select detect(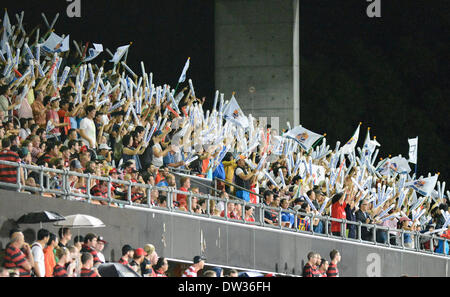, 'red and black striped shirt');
3,245,31,277
53,264,68,277
118,257,129,266
90,185,107,198
80,267,99,277
327,263,339,277
80,244,101,265
302,263,320,277
0,149,20,183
